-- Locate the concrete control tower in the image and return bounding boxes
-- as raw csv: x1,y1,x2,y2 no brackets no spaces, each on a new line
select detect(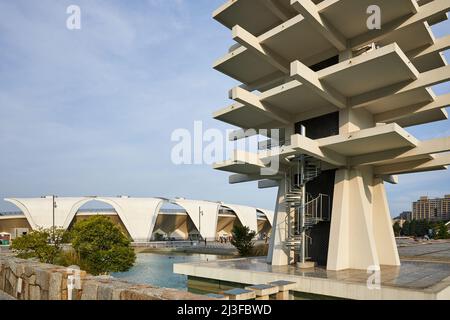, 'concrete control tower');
212,0,450,271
